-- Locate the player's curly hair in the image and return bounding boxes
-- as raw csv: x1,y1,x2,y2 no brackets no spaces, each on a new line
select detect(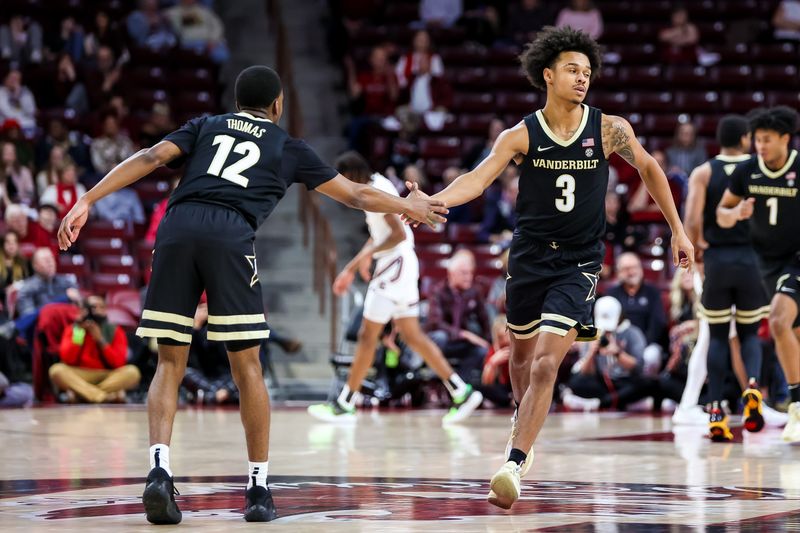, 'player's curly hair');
748,106,798,137
518,26,602,91
335,150,372,184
